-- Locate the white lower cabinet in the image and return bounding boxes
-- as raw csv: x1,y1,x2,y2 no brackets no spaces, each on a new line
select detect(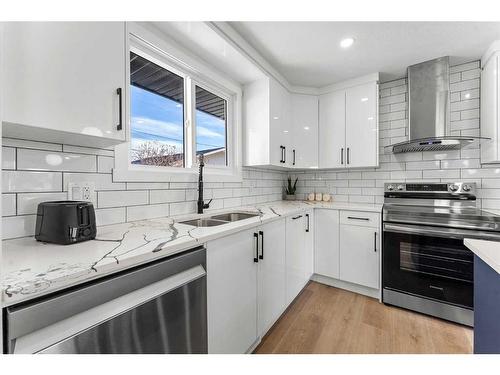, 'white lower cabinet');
285,212,313,305
257,219,287,337
339,224,380,289
315,209,380,290
314,209,340,279
206,228,258,354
